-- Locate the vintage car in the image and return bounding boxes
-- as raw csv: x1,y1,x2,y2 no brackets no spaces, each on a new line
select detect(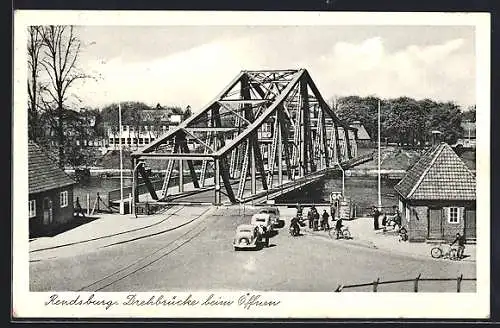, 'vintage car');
233,224,266,250
258,206,280,227
250,213,274,235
